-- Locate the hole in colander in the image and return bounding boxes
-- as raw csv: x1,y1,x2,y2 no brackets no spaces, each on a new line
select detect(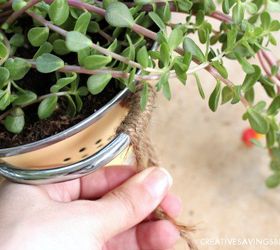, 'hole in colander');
107,136,114,142
95,139,102,145
82,154,88,159
63,157,71,162
79,147,86,153
97,144,104,149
